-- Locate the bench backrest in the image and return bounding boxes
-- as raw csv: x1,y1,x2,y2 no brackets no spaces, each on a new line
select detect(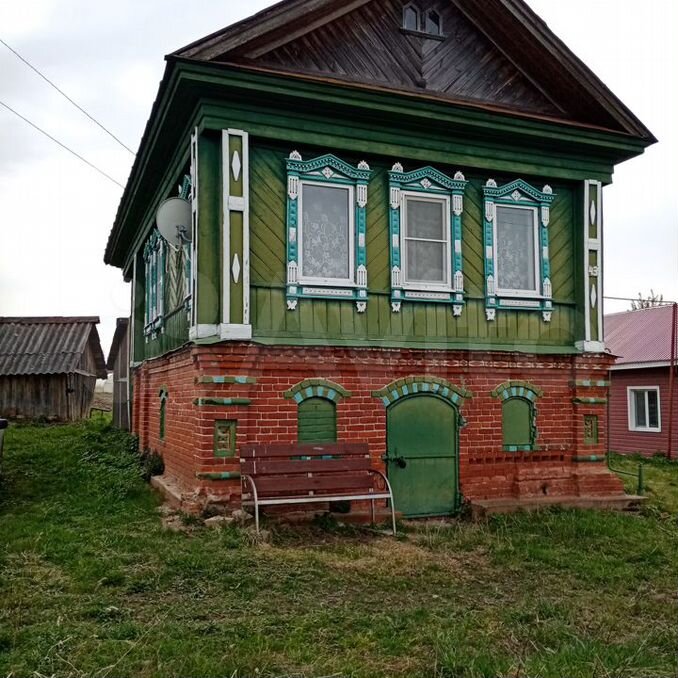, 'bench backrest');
240,442,373,496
